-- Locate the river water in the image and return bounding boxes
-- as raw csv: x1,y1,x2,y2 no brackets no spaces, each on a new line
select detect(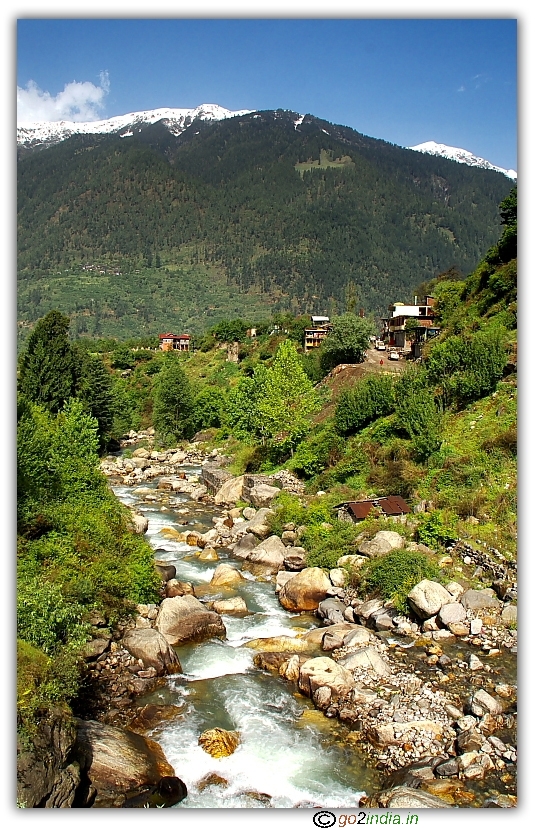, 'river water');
112,466,381,808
